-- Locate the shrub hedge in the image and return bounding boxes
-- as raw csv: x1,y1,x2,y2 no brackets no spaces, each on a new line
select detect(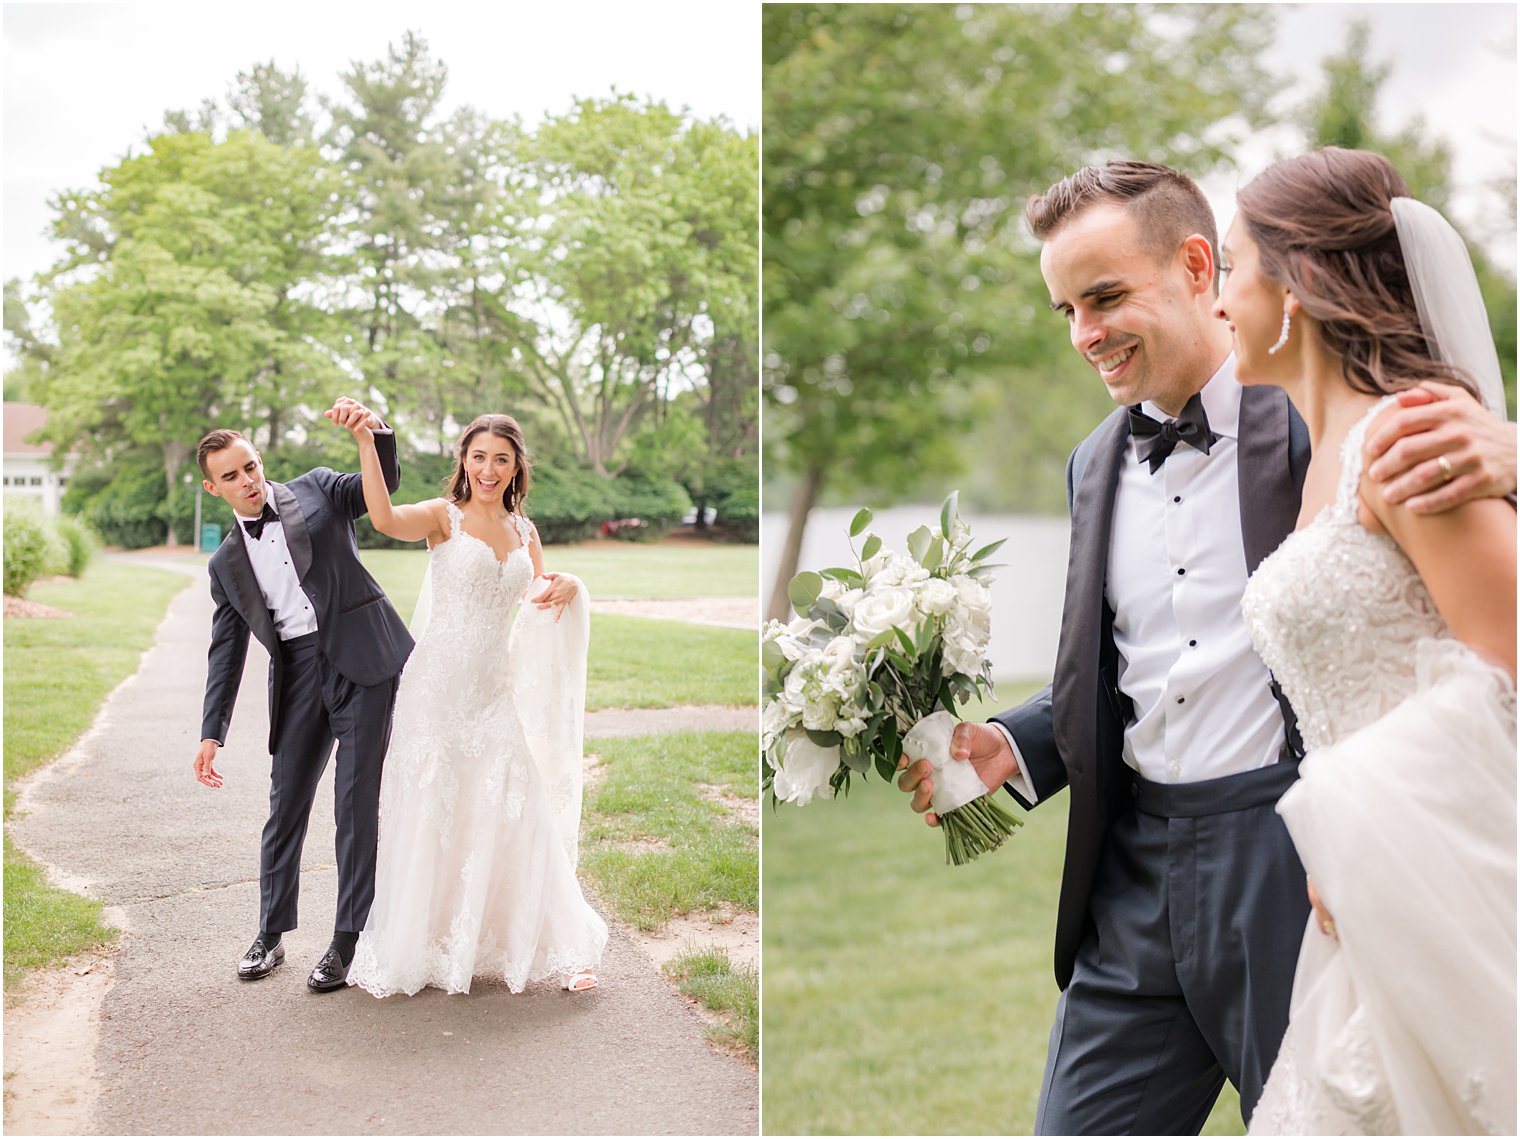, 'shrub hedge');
3,502,70,596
